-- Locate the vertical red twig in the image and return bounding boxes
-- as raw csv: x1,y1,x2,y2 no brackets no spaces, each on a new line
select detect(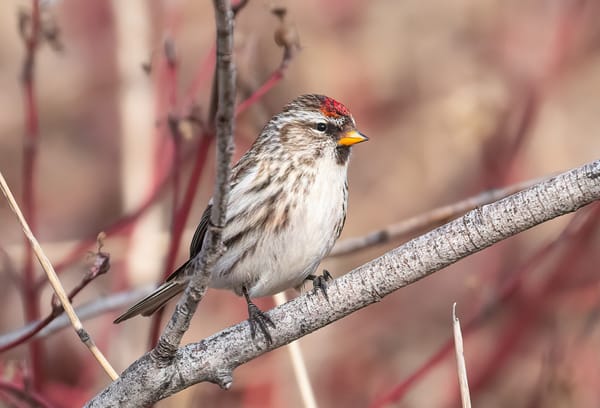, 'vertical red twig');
181,45,216,111
0,379,54,408
460,205,600,403
369,341,455,408
235,5,297,117
368,206,595,407
147,58,288,345
20,0,43,389
147,133,213,347
163,36,182,233
48,152,184,278
146,30,187,348
0,248,110,353
40,125,203,286
147,0,250,348
482,0,585,187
